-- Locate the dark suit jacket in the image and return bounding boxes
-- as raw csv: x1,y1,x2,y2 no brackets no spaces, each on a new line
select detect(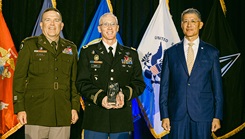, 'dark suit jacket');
76,41,145,133
159,40,223,122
